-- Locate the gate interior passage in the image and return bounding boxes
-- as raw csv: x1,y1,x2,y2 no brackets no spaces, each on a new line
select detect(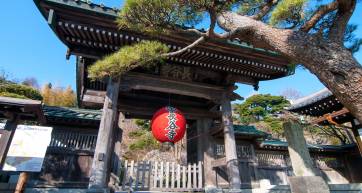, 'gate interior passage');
120,161,203,192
